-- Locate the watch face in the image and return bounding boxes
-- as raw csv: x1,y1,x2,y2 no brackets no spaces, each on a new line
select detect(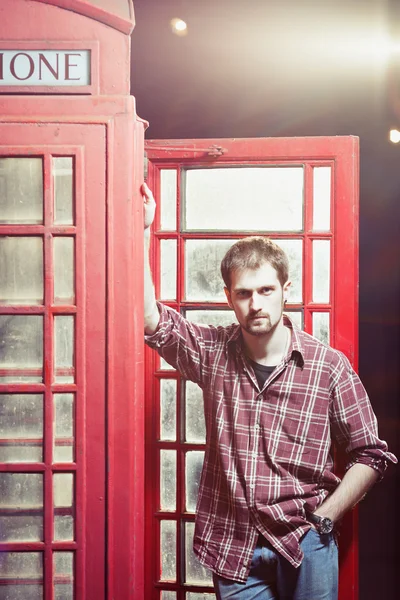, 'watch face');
319,517,334,534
